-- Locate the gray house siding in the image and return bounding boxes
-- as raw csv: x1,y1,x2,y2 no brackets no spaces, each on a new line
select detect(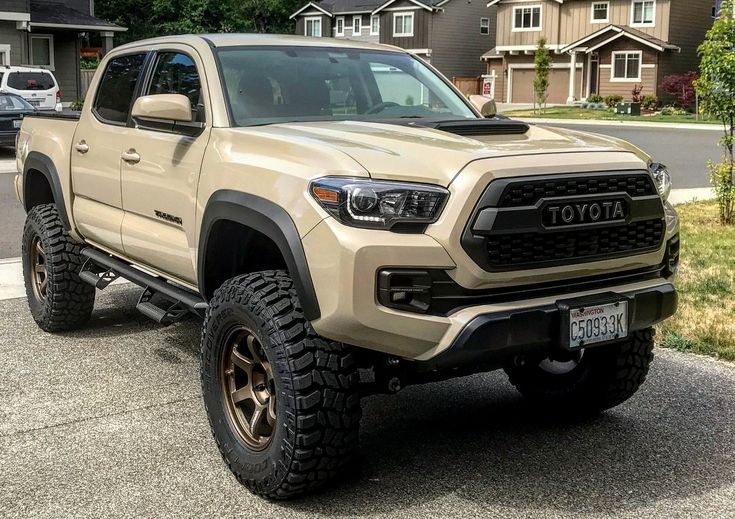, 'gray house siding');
51,31,82,100
431,1,496,78
379,6,431,49
0,21,26,63
1,1,30,13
